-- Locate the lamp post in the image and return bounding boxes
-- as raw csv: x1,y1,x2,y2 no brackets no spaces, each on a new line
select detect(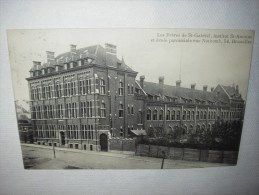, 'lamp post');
161,151,165,169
